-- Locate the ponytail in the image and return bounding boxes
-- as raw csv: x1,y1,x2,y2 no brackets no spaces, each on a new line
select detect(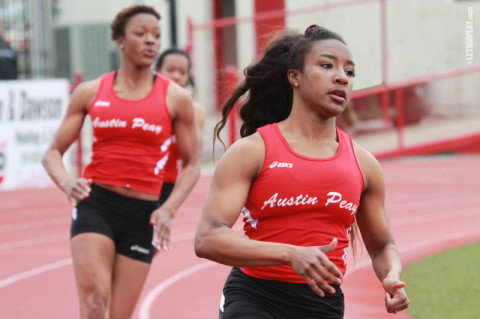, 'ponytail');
214,32,299,150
